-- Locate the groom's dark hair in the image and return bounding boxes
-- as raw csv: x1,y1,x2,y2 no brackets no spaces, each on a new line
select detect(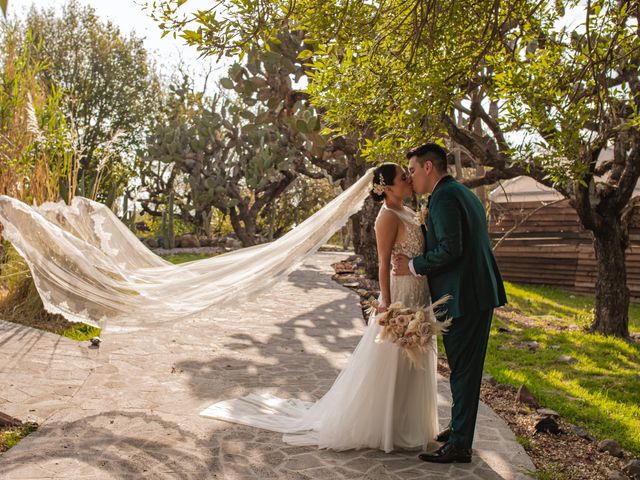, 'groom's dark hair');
406,143,448,173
